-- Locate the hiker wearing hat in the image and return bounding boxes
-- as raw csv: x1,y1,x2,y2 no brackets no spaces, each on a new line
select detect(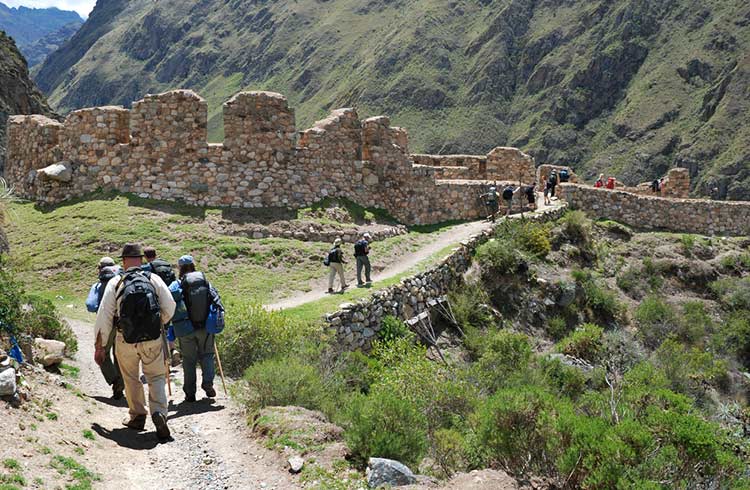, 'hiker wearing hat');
85,257,124,399
175,255,223,402
94,243,176,442
354,233,373,287
326,238,348,293
480,185,500,222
